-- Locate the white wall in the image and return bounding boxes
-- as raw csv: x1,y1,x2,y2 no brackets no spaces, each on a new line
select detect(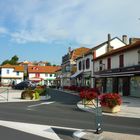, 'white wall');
1,68,24,78
1,68,24,85
76,54,93,73
96,38,125,58
29,73,56,80
94,48,139,72
124,49,138,67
